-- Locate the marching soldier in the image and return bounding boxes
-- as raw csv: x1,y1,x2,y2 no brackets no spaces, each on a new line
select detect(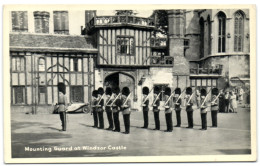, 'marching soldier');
184,87,194,129
105,87,114,130
211,88,219,128
96,87,104,129
142,86,150,128
112,87,121,132
57,82,68,131
121,87,131,134
152,86,161,130
91,90,99,128
164,87,173,132
200,88,209,130
173,88,182,127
